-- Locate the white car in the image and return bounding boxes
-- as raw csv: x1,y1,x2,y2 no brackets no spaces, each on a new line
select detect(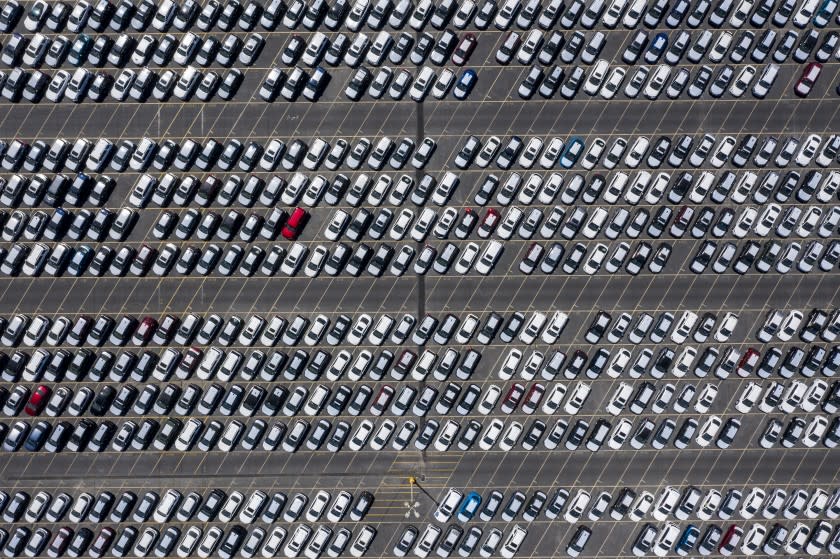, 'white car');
607,349,631,378
519,312,547,344
694,386,717,414
697,490,721,521
498,349,522,380
670,311,698,344
518,137,544,168
696,416,722,447
652,487,680,521
500,526,527,559
475,241,504,275
777,310,803,341
732,207,758,238
601,67,626,99
739,488,765,520
413,525,441,559
796,134,822,166
498,421,524,451
713,312,738,342
583,60,609,96
347,420,374,451
349,526,376,558
477,386,502,415
729,65,756,97
541,384,568,414
409,66,435,102
628,492,654,522
709,136,737,167
755,204,782,236
455,314,480,344
624,136,650,168
564,491,591,524
434,489,464,523
368,315,395,346
346,314,373,345
653,522,679,557
757,310,784,342
564,383,590,415
735,382,761,414
607,418,633,449
541,311,569,344
606,383,633,416
643,65,670,100
479,418,505,450
802,415,828,447
740,523,765,555
476,136,501,167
